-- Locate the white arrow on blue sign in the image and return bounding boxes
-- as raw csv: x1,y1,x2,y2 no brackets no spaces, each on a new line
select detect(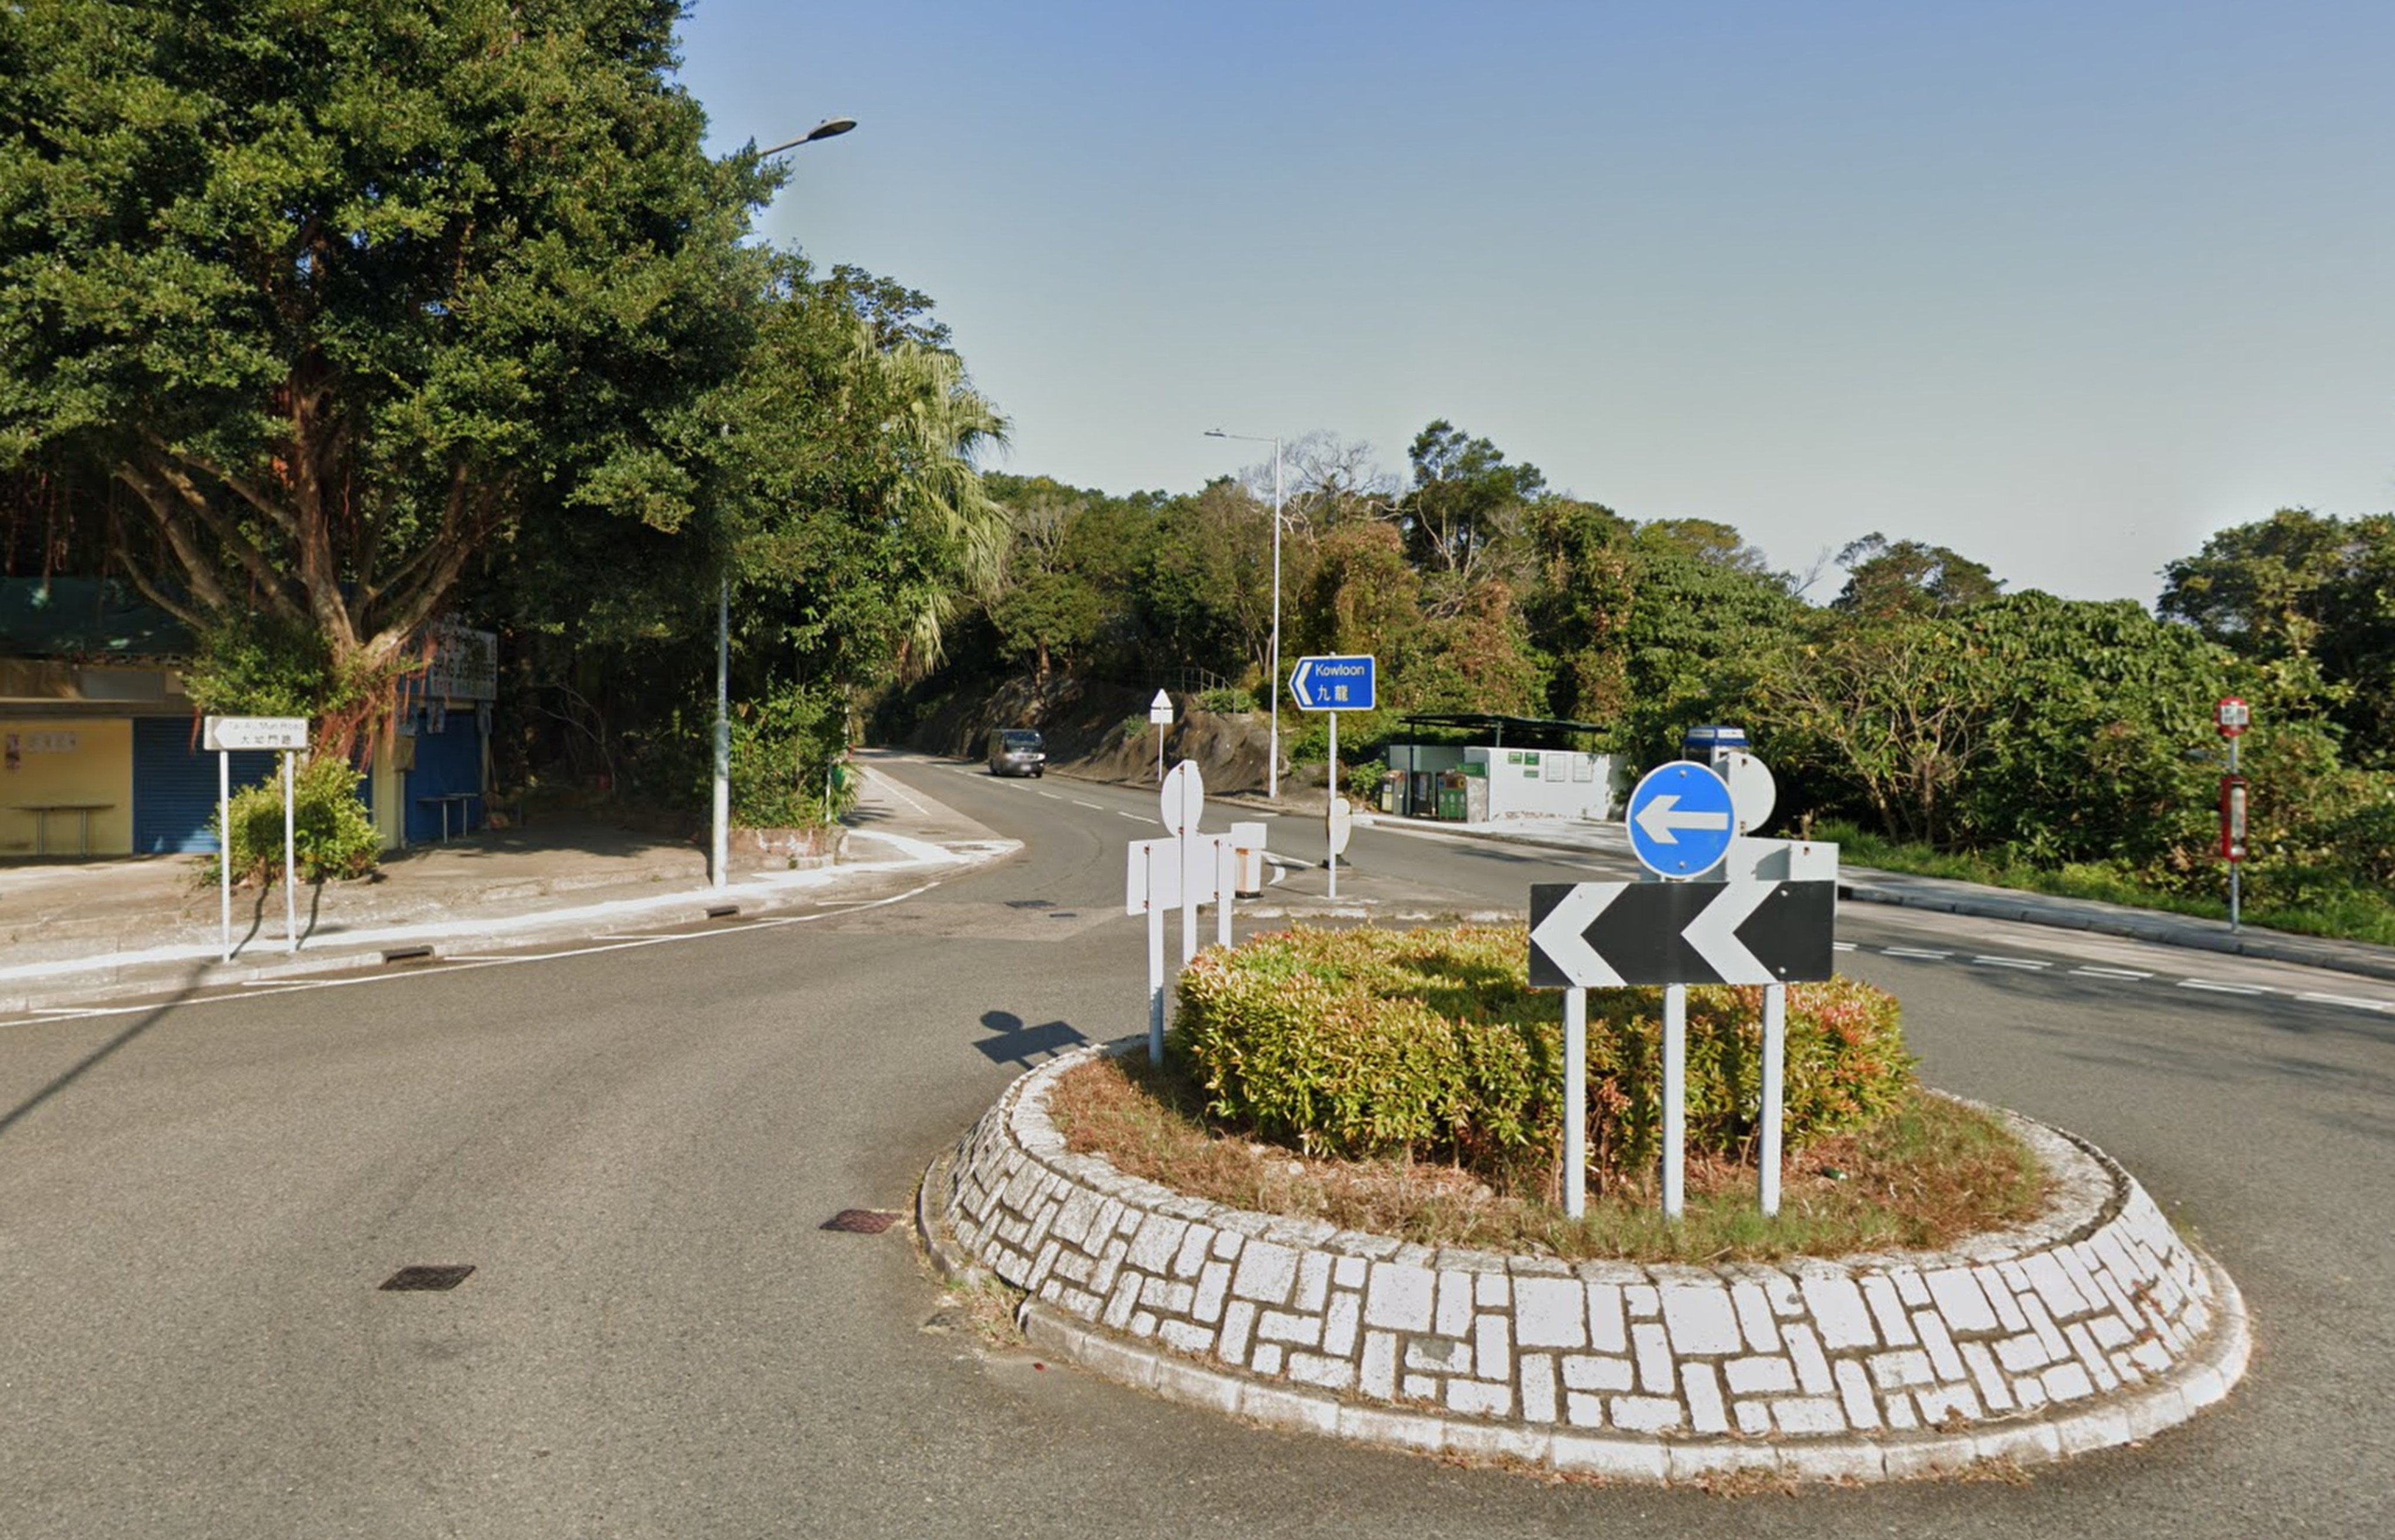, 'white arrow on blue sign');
1290,654,1375,711
1626,760,1737,877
